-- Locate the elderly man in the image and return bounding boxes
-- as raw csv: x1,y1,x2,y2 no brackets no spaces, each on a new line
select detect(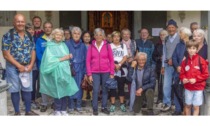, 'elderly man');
128,52,156,115
2,14,38,115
